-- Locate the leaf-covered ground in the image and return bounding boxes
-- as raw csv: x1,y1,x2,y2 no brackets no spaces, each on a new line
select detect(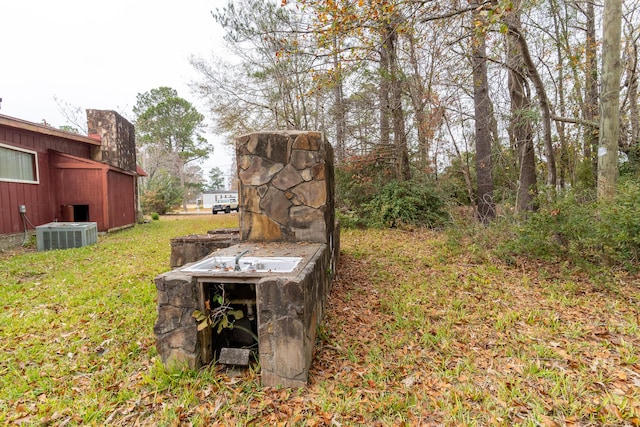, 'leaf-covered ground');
1,217,639,426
